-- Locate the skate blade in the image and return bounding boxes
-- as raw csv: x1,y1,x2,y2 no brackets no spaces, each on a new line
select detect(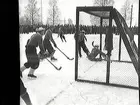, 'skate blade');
28,77,37,80
51,59,58,62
